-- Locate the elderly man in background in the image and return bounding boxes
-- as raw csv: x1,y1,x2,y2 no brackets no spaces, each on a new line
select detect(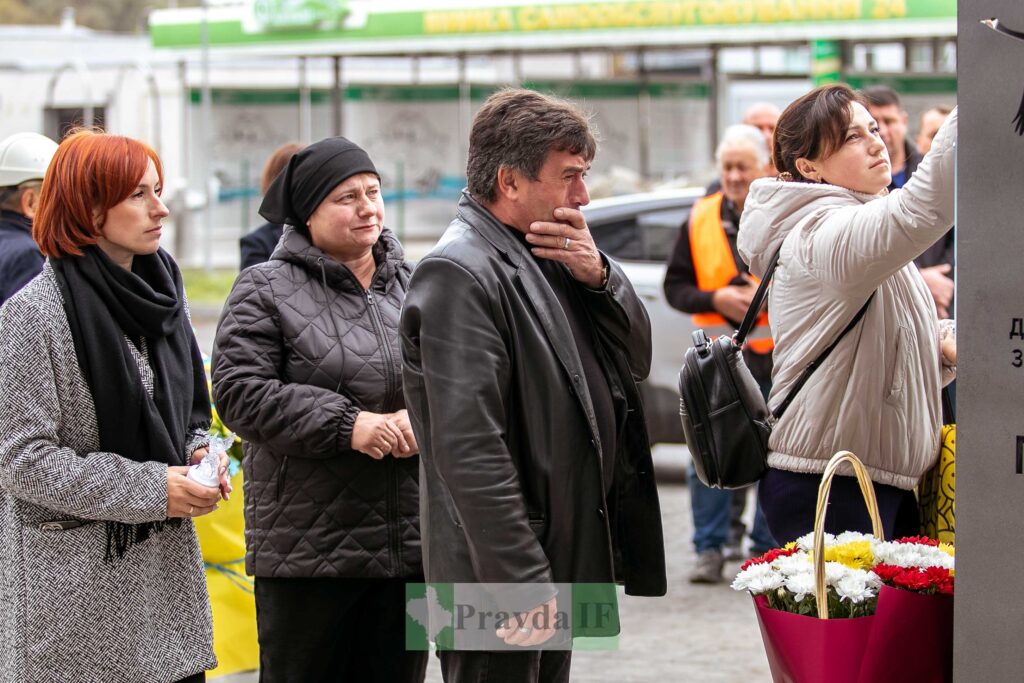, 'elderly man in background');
0,132,57,306
741,101,781,174
664,124,777,583
705,102,780,196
